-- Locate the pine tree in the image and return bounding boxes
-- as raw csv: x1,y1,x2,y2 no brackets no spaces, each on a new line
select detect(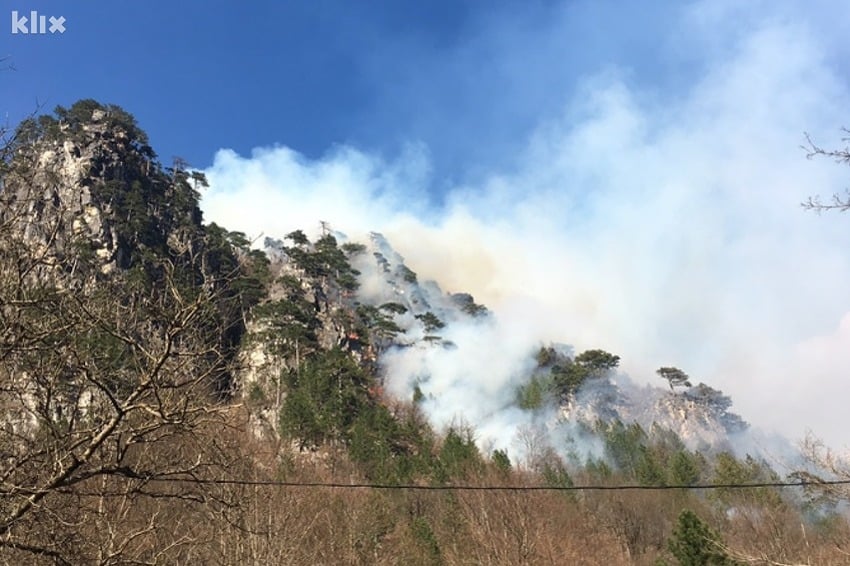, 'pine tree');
667,510,736,565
